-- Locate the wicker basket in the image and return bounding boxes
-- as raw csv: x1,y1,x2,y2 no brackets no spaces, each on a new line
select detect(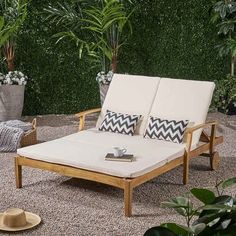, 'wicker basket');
20,118,37,147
